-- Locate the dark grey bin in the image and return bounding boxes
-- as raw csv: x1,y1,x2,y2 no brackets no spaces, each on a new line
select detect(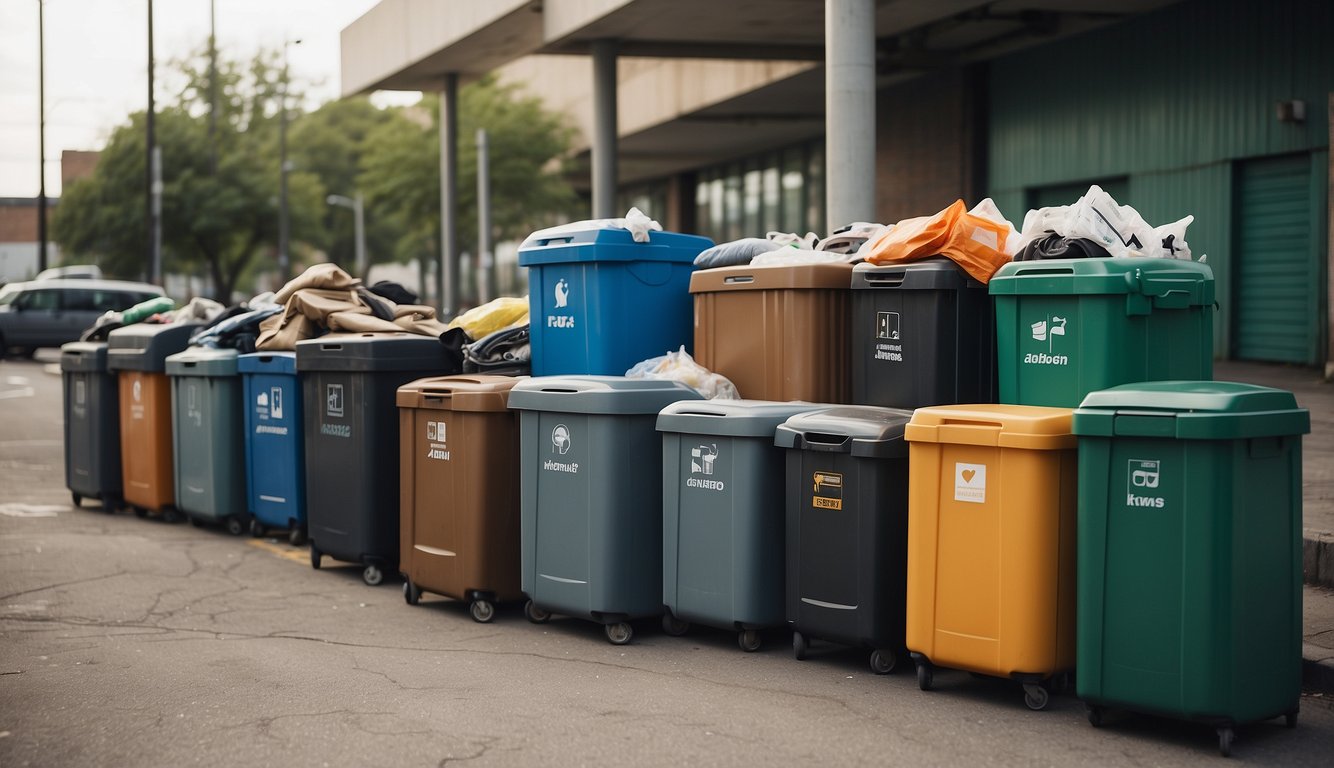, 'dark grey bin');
61,341,121,511
297,333,456,586
776,406,913,674
167,347,247,533
657,399,829,652
508,375,703,645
